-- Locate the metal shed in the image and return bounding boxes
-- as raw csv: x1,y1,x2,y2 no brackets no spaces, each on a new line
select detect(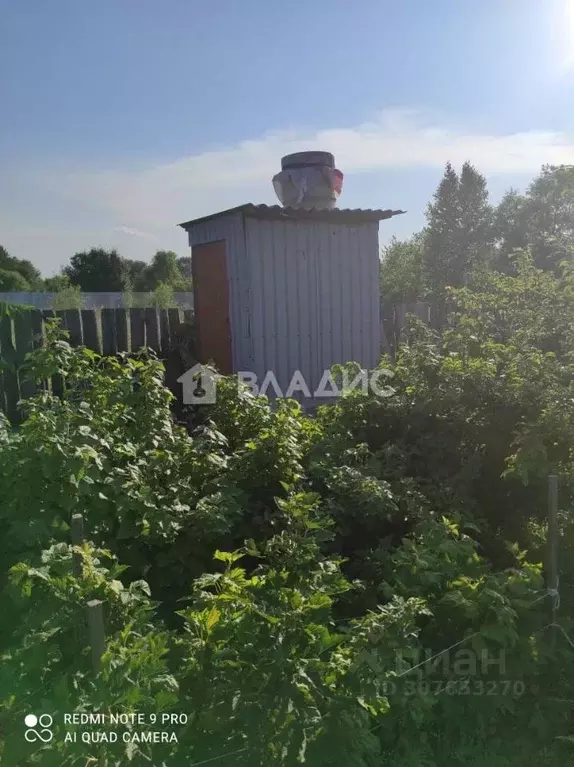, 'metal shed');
179,203,403,403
